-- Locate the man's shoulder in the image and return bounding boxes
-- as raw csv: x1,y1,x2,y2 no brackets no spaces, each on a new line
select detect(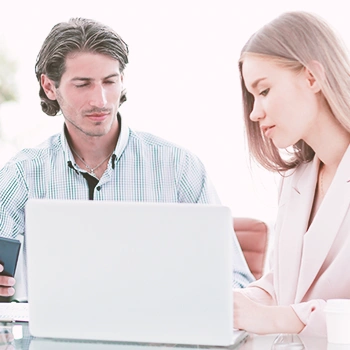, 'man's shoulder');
5,133,62,166
129,130,192,154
